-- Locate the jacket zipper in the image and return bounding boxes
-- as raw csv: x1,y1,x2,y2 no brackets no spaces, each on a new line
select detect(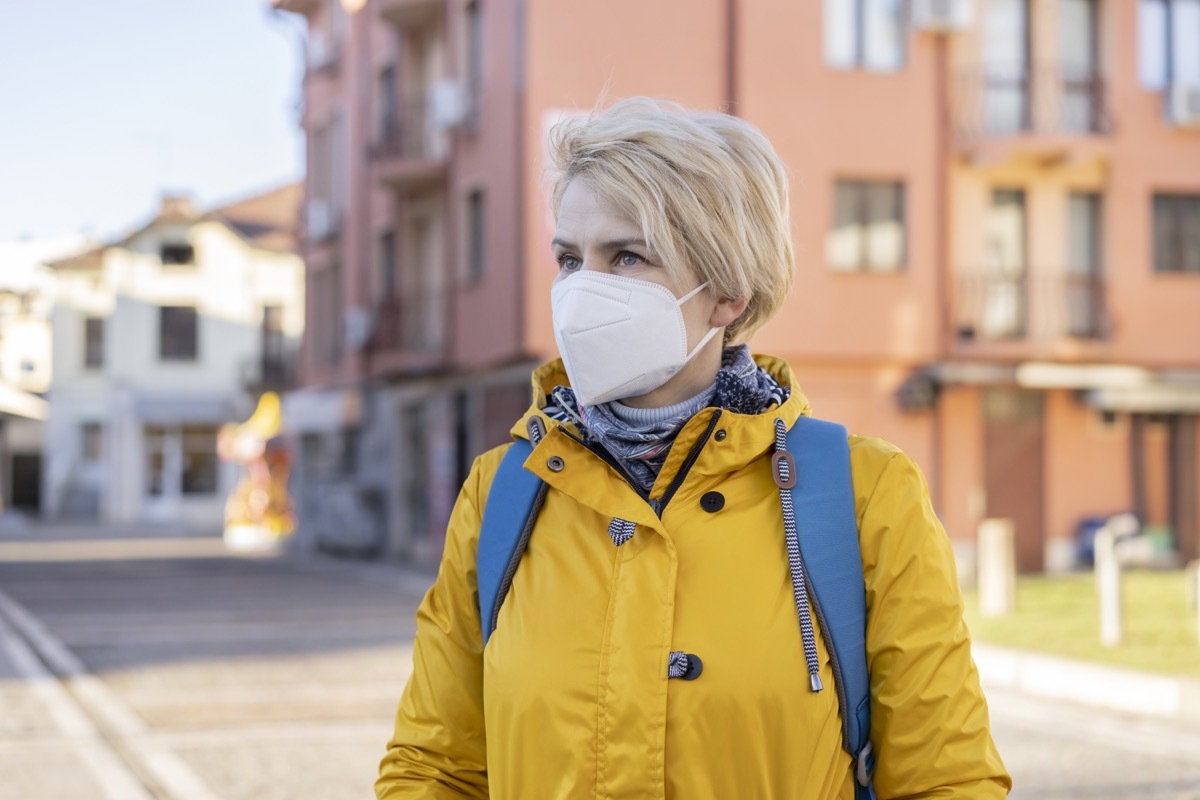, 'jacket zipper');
654,409,722,517
558,408,723,519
